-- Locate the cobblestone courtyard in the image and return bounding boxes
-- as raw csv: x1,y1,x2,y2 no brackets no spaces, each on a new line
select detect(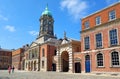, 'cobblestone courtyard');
0,70,120,79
